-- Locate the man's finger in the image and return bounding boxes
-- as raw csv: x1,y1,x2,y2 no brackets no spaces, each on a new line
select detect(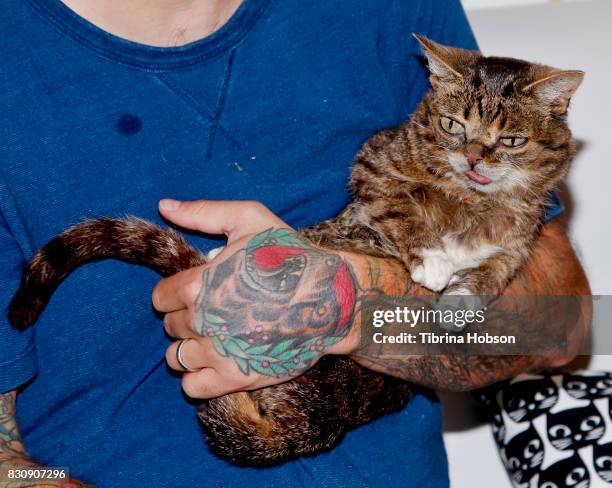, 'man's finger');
152,266,203,313
166,338,216,372
158,199,286,242
181,367,236,399
163,309,195,338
